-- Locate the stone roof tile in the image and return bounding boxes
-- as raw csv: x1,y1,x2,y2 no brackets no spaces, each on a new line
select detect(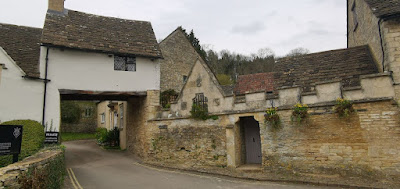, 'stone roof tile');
41,10,162,58
274,45,379,93
0,23,42,77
